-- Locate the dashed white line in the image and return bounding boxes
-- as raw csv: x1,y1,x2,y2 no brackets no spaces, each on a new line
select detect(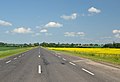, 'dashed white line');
62,58,66,61
38,65,42,74
19,55,21,57
58,56,61,58
6,60,11,64
38,55,41,58
69,62,76,66
82,68,95,76
14,57,17,60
